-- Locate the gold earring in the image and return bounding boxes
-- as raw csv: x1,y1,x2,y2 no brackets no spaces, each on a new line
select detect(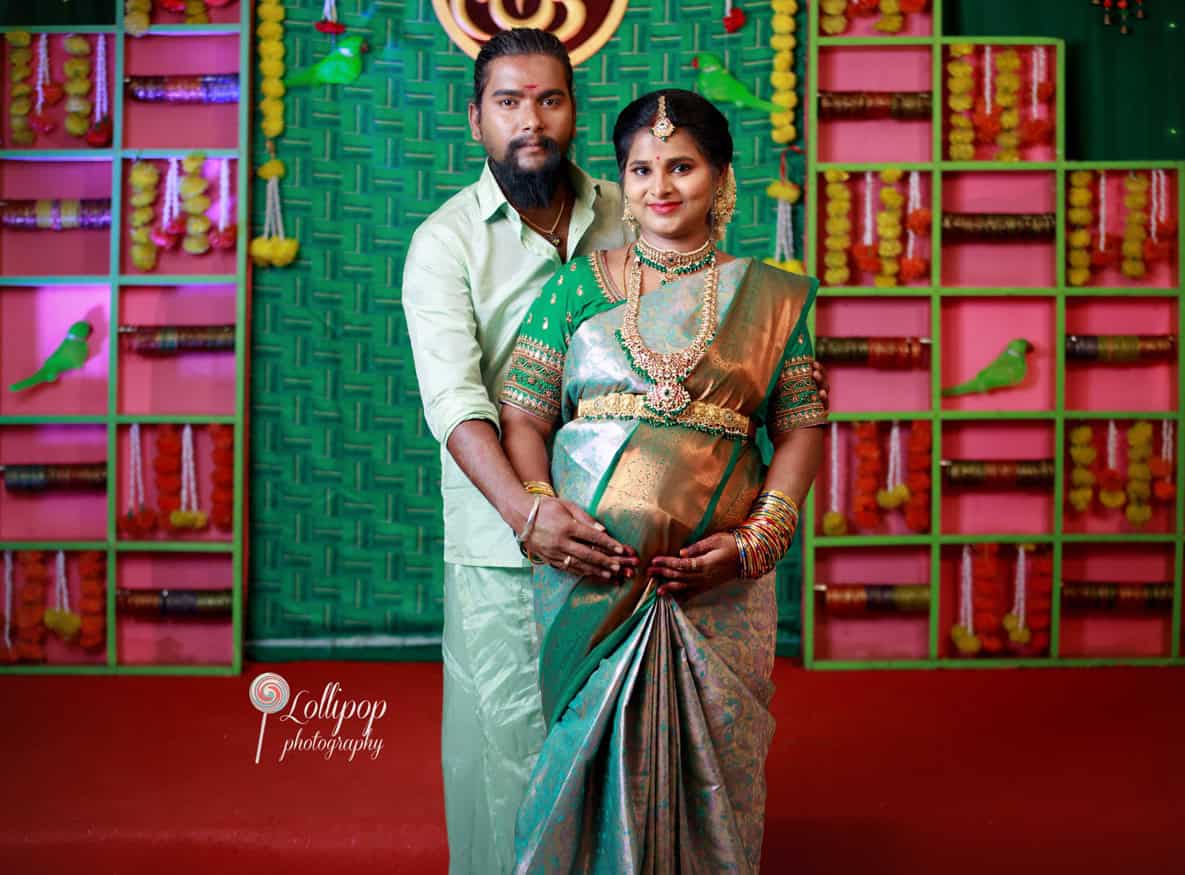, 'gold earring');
710,166,737,240
623,202,640,233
